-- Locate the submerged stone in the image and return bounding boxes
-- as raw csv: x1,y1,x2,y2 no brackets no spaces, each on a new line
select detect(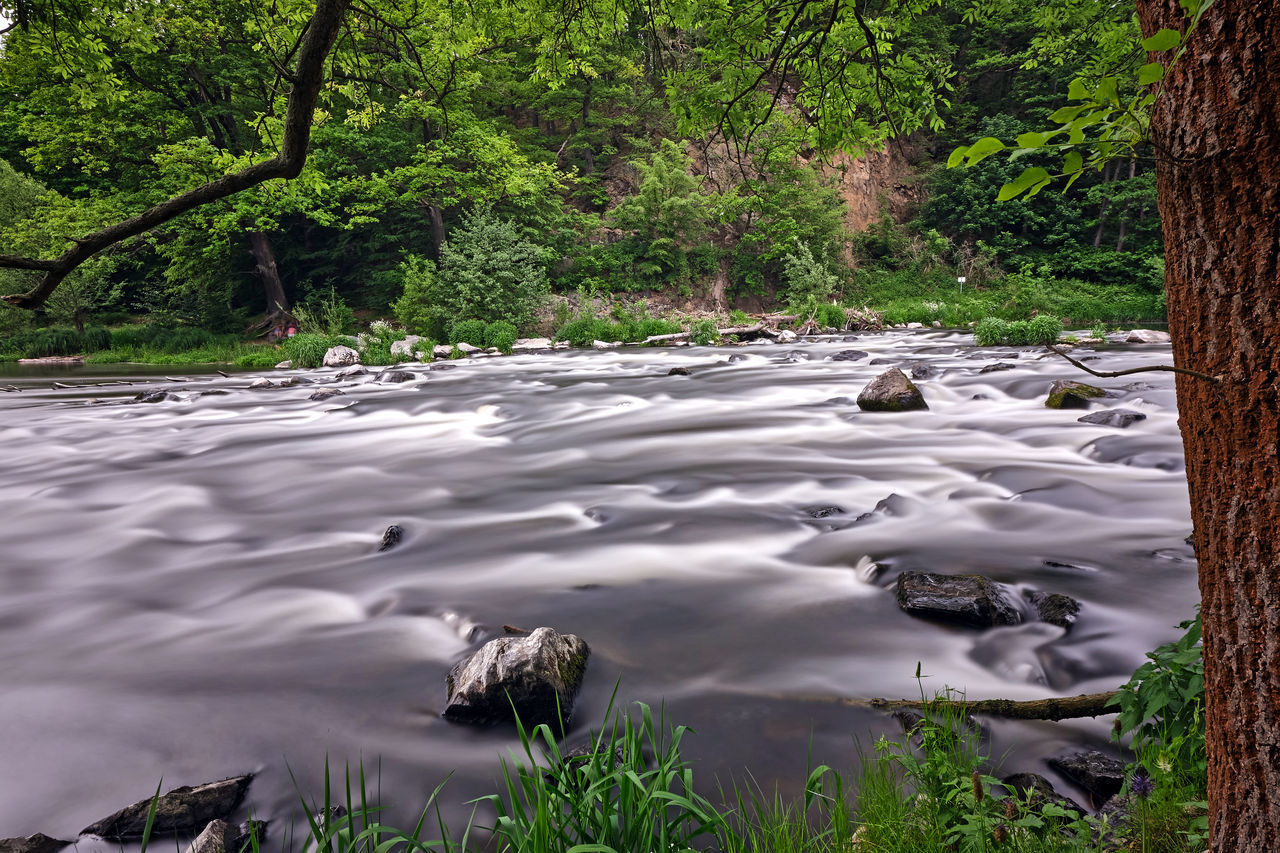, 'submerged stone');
1045,380,1105,409
896,571,1021,628
81,775,253,841
444,627,589,728
857,368,928,412
980,361,1018,374
829,349,868,362
1027,591,1081,629
1077,409,1147,428
668,366,692,376
309,387,346,401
